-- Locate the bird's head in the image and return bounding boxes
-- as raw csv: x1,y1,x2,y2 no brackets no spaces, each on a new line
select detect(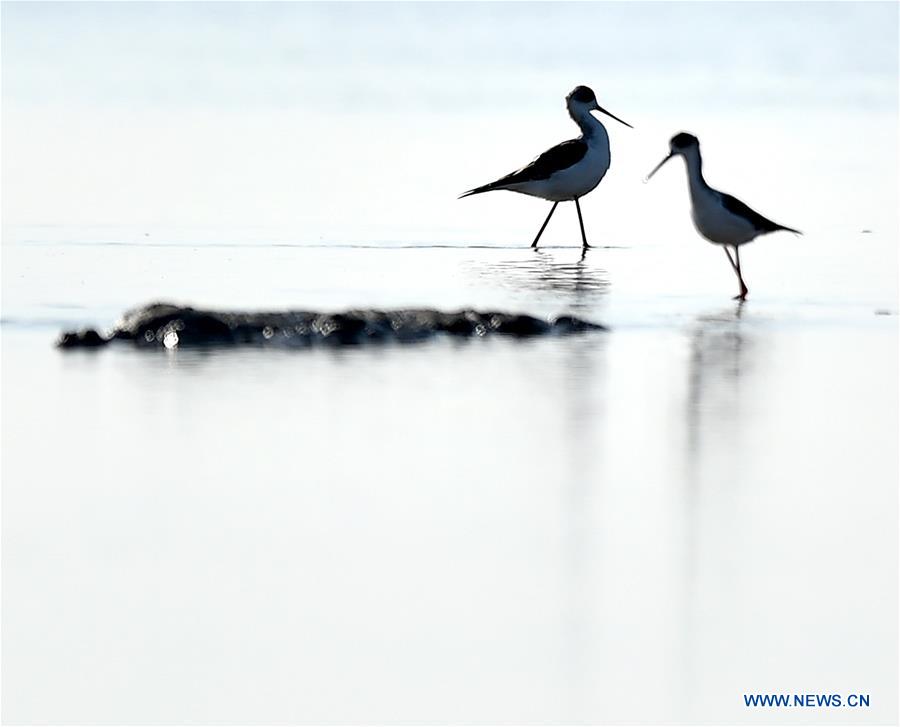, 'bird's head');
645,131,700,181
566,85,632,129
668,132,700,155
